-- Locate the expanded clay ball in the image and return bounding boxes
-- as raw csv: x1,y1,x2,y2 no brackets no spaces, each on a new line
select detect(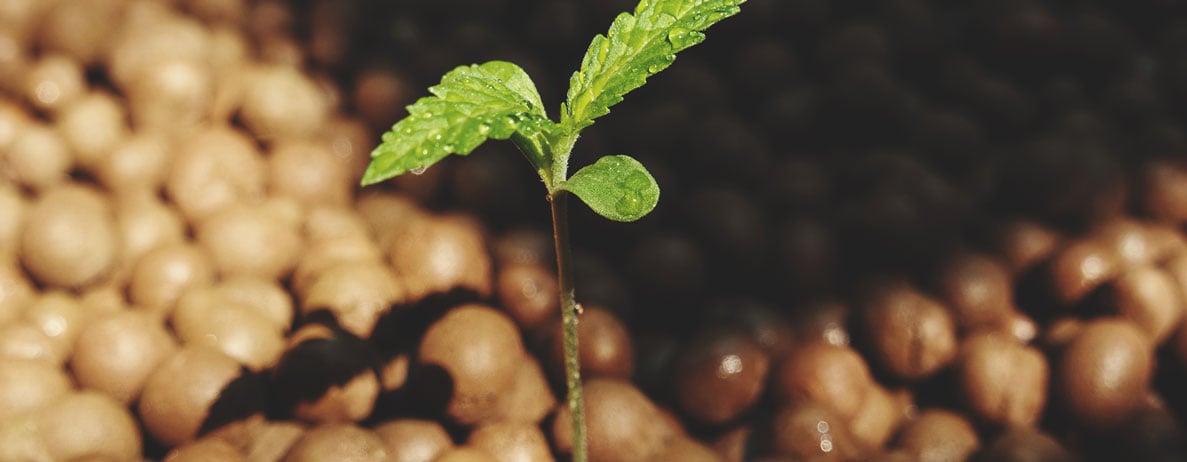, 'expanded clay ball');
283,424,388,462
172,288,286,371
165,125,266,223
418,304,524,425
893,409,979,462
0,358,71,420
434,448,499,462
552,378,677,462
271,326,380,424
388,214,493,301
71,310,178,404
1055,318,1153,430
240,64,329,140
929,251,1014,331
3,122,71,192
22,53,84,113
94,133,172,194
993,219,1062,275
1045,238,1122,305
114,191,187,267
127,57,214,133
954,332,1048,427
20,183,118,289
164,438,246,462
196,201,302,280
857,281,957,381
301,261,403,338
493,356,556,424
674,328,770,425
968,428,1072,462
0,185,25,259
1092,218,1184,269
35,391,142,461
37,0,126,66
107,6,210,90
1104,265,1184,344
55,91,129,169
21,291,89,359
467,421,555,462
495,261,558,332
128,242,215,315
211,276,294,332
546,305,634,380
139,345,252,447
0,261,33,327
772,342,875,423
1138,160,1187,223
0,320,68,365
268,139,352,206
769,401,861,461
373,419,453,462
